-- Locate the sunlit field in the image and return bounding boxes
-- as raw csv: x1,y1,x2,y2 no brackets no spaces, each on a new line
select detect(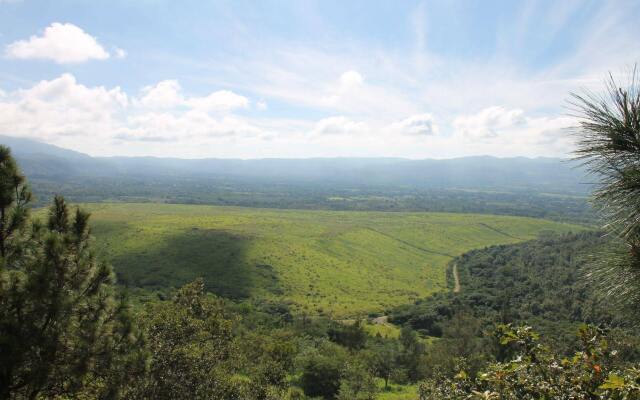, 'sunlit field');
83,202,583,317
